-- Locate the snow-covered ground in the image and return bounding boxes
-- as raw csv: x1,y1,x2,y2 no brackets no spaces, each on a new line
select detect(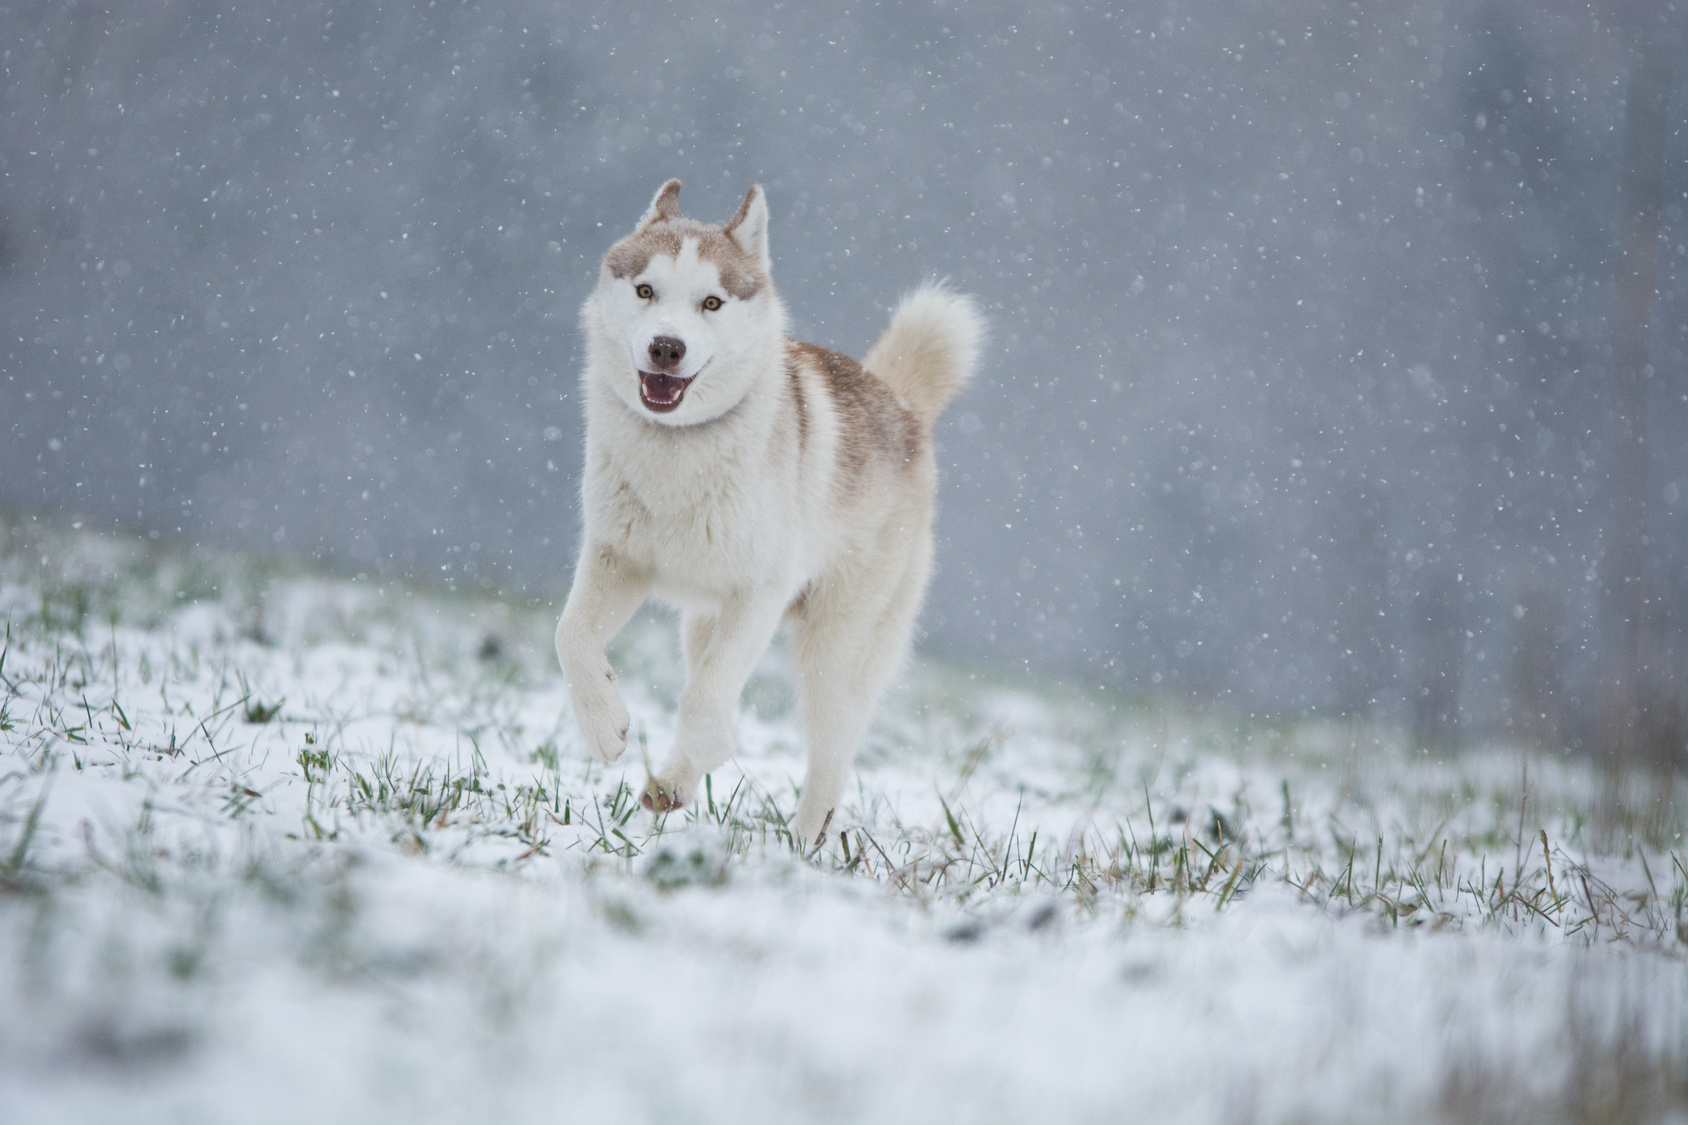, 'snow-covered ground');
2,515,1684,1125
